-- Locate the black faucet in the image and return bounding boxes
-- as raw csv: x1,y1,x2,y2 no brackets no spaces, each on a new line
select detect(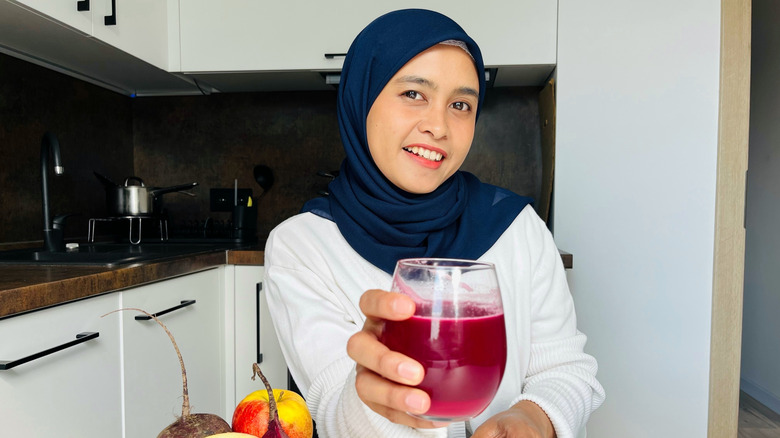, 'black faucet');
41,132,65,252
